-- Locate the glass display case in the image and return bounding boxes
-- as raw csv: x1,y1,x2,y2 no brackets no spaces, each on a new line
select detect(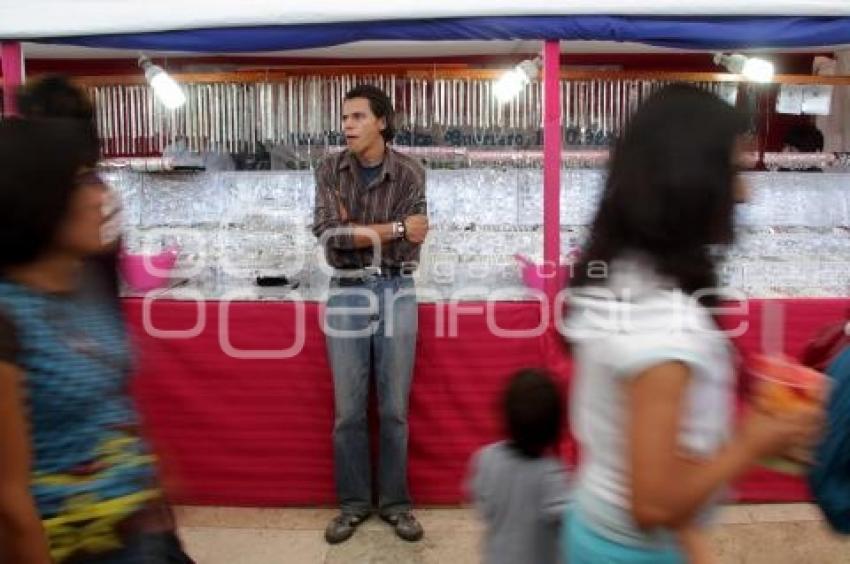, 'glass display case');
107,166,850,301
